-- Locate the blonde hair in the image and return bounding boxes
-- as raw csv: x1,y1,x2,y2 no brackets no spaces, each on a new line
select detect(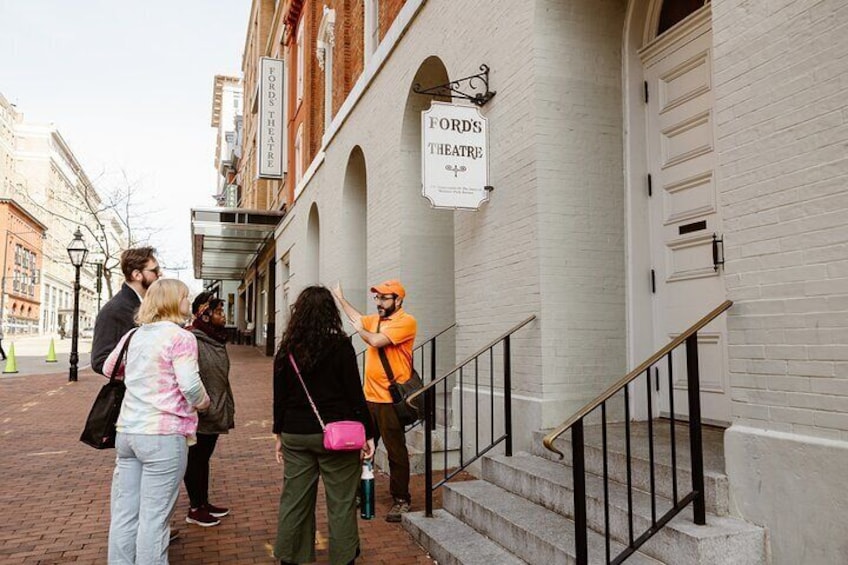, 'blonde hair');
135,279,189,325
